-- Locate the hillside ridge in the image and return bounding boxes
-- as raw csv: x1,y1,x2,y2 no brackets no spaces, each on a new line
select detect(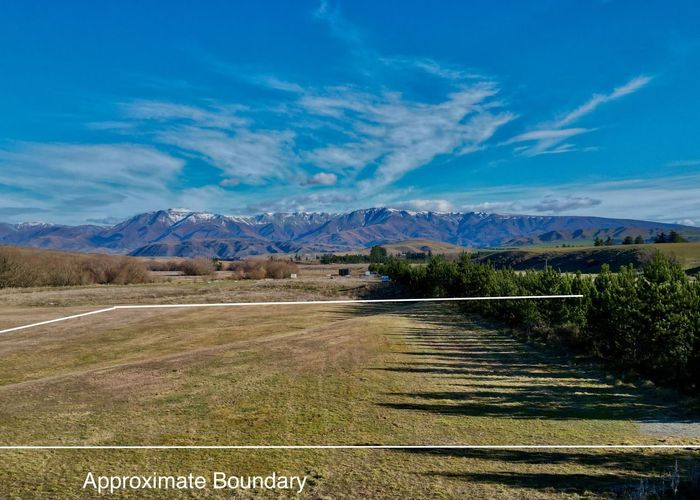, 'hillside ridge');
1,207,698,258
